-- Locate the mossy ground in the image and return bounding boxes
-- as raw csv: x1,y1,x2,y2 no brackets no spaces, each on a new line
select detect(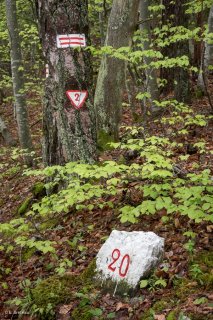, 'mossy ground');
71,306,93,320
189,250,213,289
29,260,96,319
